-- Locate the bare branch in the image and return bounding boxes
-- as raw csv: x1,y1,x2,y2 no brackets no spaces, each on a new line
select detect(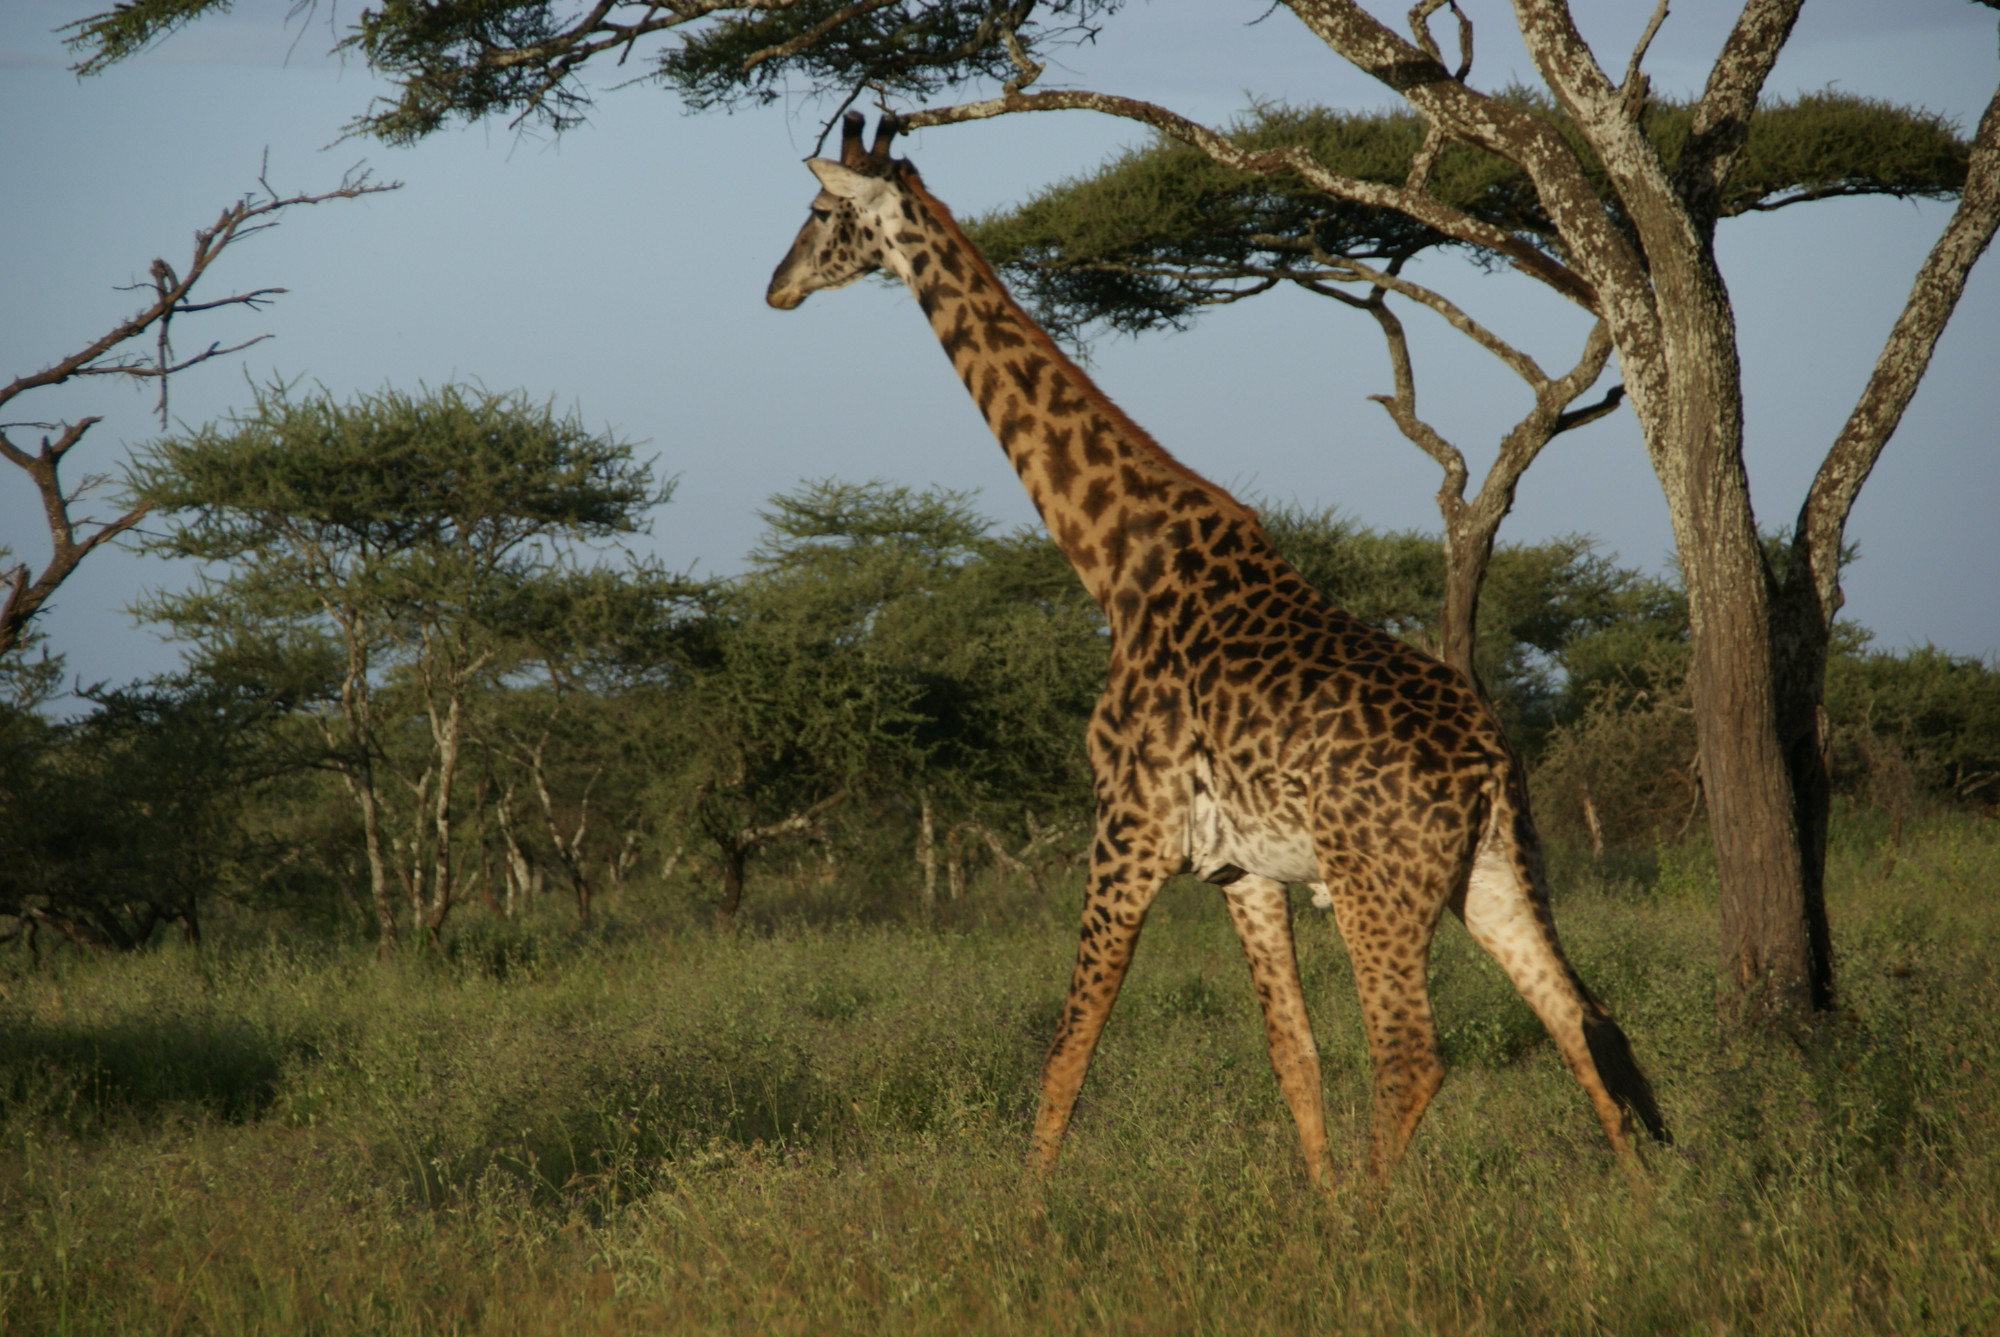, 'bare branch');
1360,306,1472,490
70,334,278,384
1261,232,1548,384
173,287,288,315
739,789,849,848
1407,0,1471,81
0,169,400,423
1552,382,1626,436
1405,122,1449,191
1732,184,1949,216
0,168,399,659
1289,276,1376,311
1620,0,1669,120
1283,1,1649,322
999,12,1045,92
